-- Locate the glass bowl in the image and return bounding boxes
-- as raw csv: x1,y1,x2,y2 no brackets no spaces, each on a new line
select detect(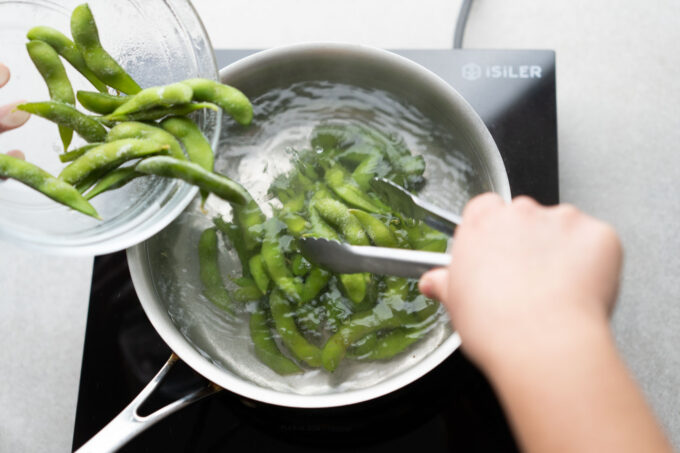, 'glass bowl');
0,0,221,255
